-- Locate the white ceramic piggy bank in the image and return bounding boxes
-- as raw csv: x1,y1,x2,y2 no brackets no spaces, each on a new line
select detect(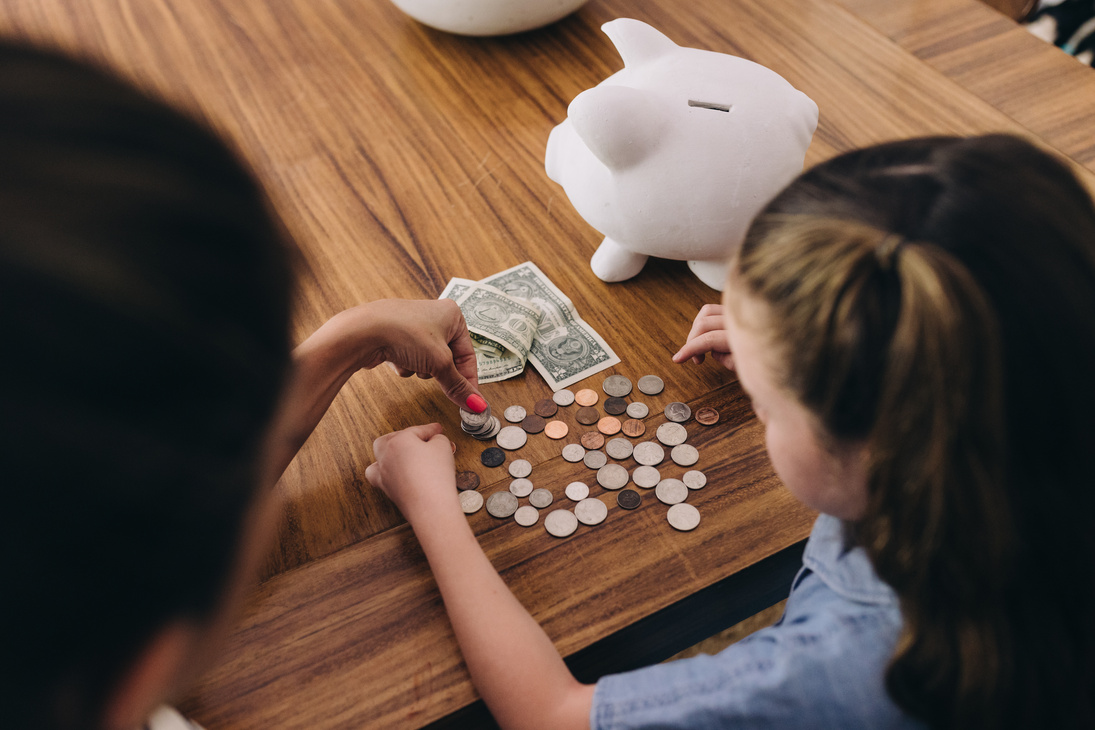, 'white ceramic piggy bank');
545,19,818,290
